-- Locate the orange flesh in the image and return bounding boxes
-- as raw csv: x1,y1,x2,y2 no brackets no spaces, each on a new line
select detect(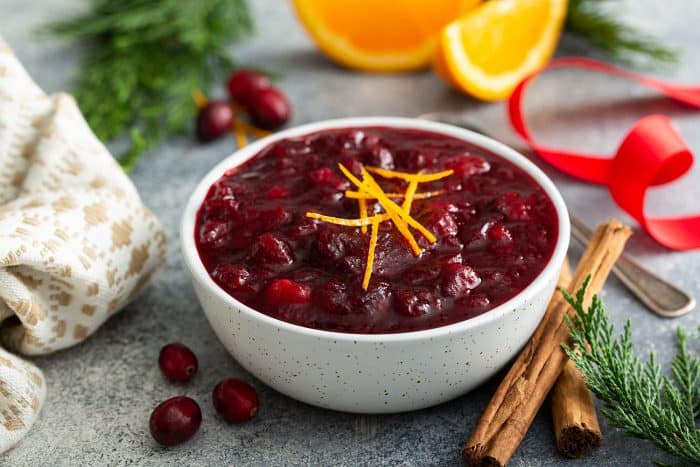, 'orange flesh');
455,0,554,74
300,0,460,53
